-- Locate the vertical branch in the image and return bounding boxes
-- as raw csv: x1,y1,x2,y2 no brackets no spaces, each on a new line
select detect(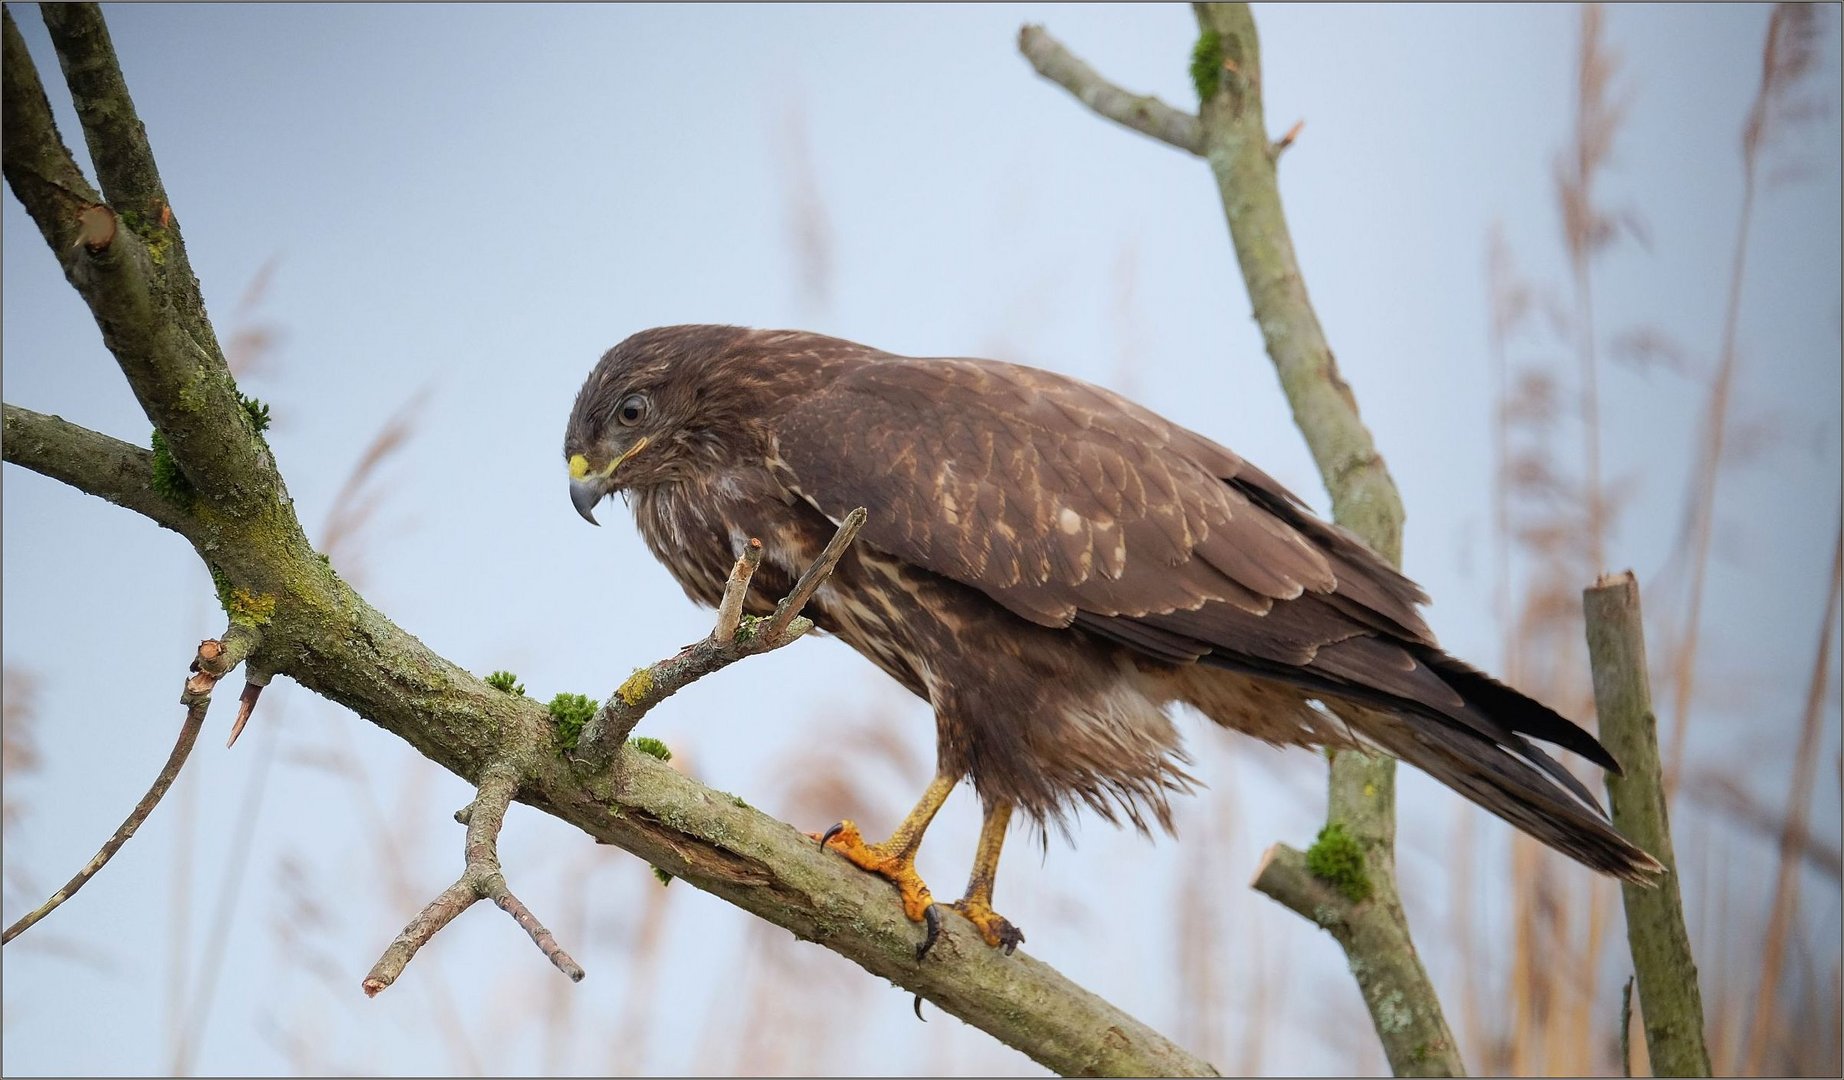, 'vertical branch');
1582,571,1711,1077
1189,4,1458,1073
